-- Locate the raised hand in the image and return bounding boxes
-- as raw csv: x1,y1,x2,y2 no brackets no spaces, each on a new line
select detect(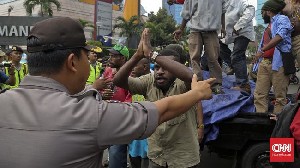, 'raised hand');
136,30,144,58
7,64,15,76
191,74,215,100
173,29,183,41
142,28,153,58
